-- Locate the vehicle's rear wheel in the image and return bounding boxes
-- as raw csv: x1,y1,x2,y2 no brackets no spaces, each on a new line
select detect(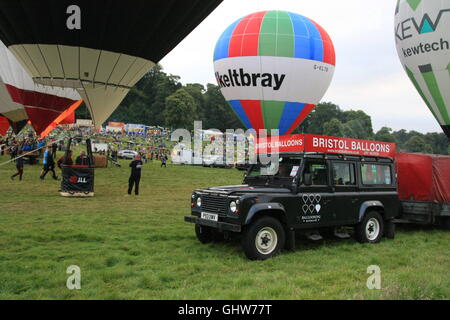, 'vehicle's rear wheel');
242,216,285,260
355,211,384,243
195,224,214,244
